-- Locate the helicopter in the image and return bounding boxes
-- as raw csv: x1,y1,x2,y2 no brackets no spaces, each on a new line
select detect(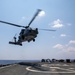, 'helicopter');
0,9,56,46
